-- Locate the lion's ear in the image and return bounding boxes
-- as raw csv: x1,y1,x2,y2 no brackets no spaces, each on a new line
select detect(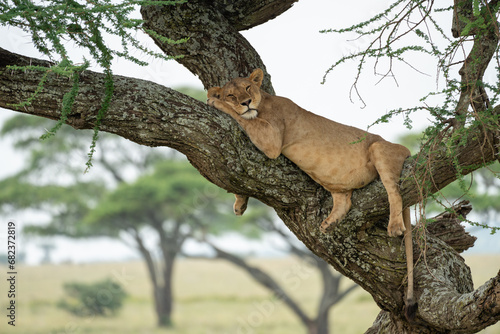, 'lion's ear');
207,87,222,99
249,68,264,88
